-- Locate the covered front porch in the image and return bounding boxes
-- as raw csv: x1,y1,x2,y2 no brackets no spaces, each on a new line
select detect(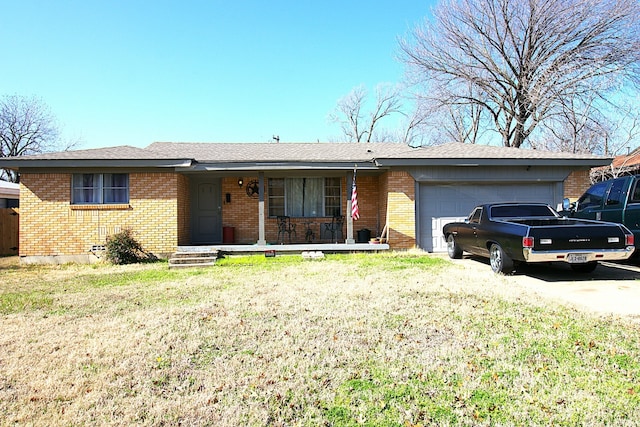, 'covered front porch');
183,166,393,248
